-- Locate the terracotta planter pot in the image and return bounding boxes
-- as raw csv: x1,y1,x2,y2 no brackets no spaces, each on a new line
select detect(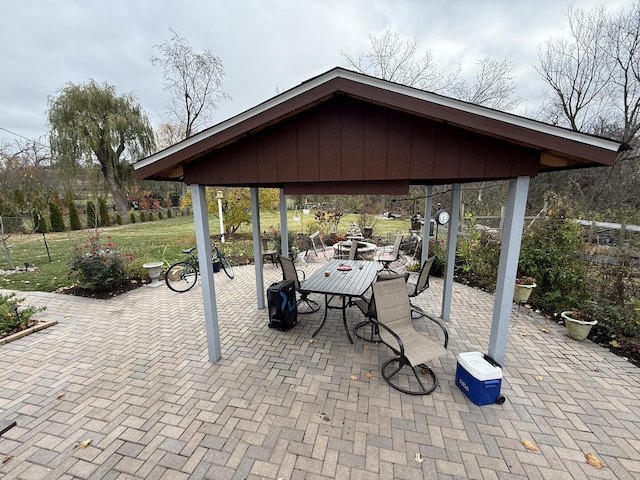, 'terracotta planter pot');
513,283,536,303
561,311,597,341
